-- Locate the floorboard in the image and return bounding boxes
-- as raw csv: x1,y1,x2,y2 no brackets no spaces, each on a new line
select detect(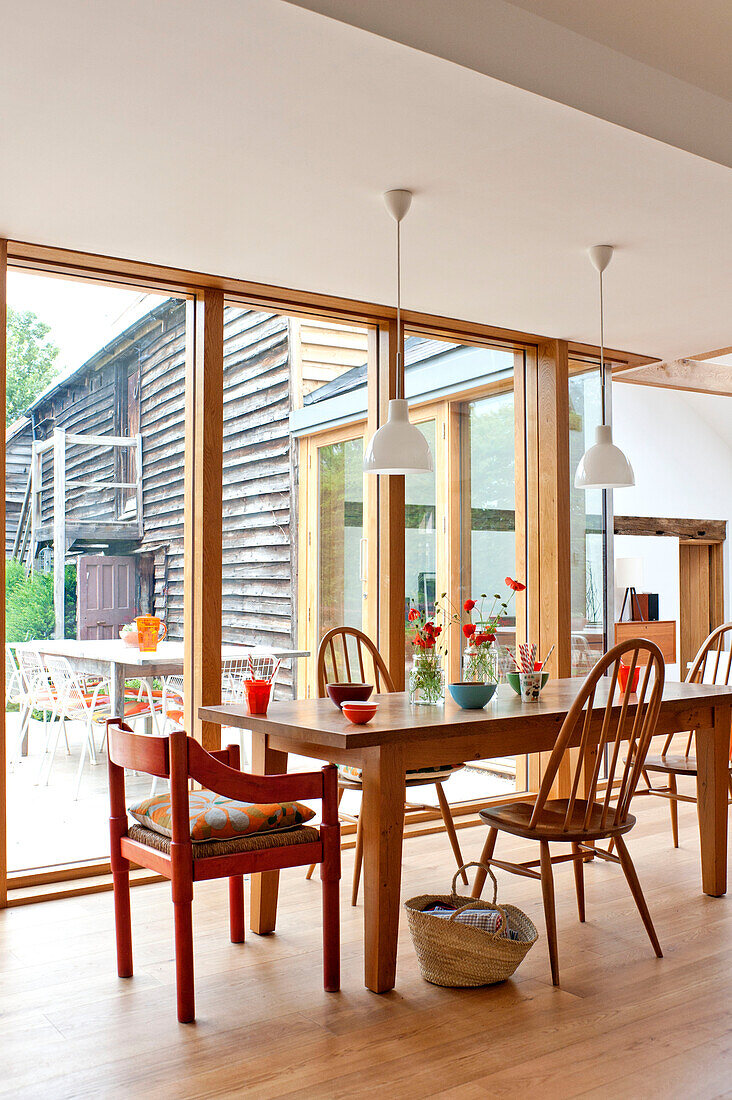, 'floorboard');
0,791,730,1098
